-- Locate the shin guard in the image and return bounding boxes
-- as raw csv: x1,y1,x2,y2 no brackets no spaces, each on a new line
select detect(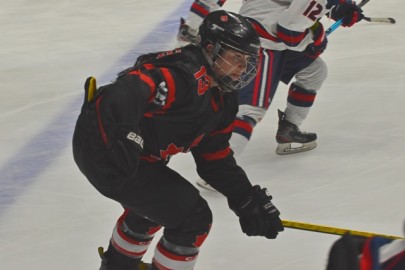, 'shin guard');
110,210,162,260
